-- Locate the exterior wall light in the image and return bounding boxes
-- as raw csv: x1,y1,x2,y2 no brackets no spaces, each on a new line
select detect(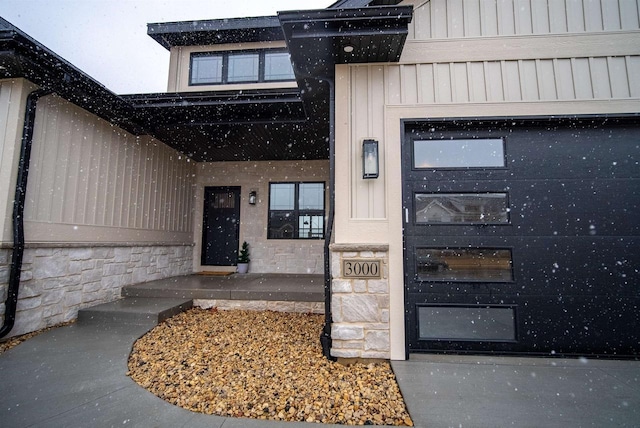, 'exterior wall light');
343,44,355,53
249,190,257,205
362,139,379,179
